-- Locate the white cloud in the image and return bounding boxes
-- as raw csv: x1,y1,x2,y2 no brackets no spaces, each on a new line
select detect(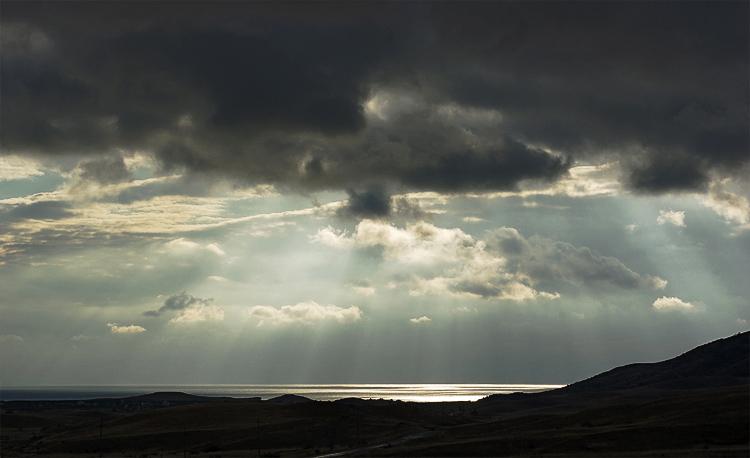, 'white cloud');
71,335,94,341
657,210,686,227
652,296,698,311
0,156,45,181
702,179,750,226
0,334,24,342
407,248,542,301
315,220,664,301
206,243,225,256
353,285,377,296
248,301,362,326
169,303,225,324
625,224,638,233
310,226,356,249
317,219,476,265
107,323,146,334
166,238,225,256
369,221,473,264
410,316,432,324
462,216,484,222
166,237,202,251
